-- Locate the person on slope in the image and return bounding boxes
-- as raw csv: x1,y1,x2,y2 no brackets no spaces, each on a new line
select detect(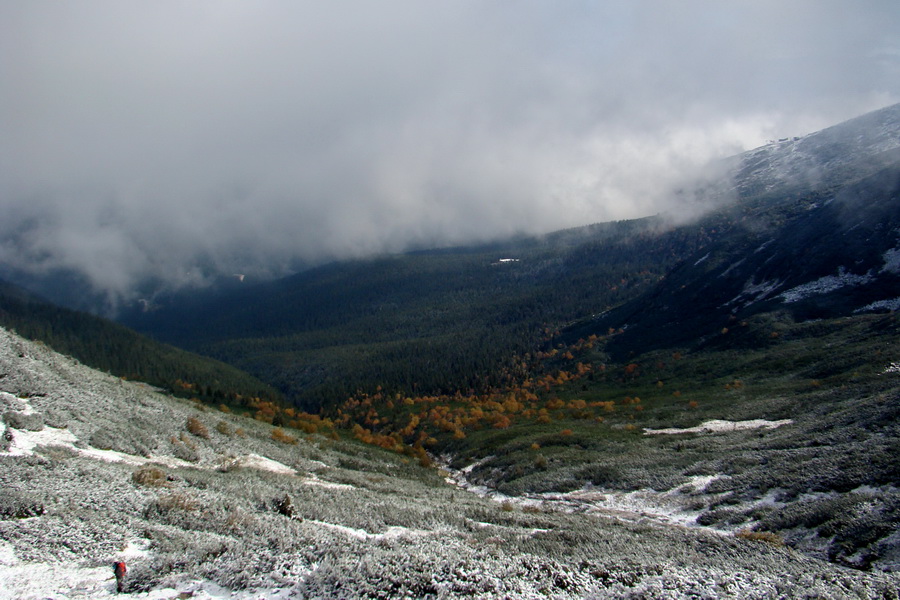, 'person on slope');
113,561,127,593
